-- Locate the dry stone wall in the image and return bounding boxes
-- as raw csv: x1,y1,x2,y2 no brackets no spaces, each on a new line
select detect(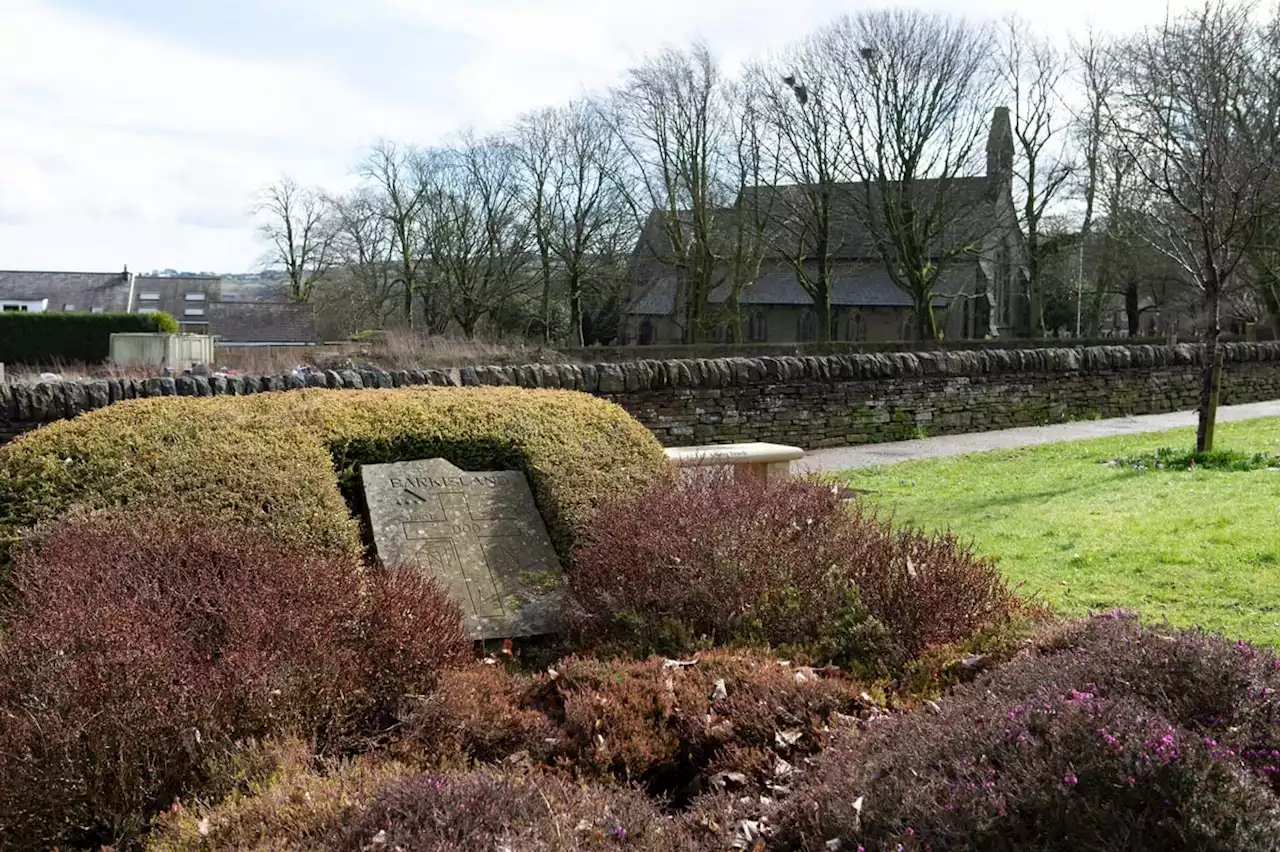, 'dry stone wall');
3,343,1280,450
